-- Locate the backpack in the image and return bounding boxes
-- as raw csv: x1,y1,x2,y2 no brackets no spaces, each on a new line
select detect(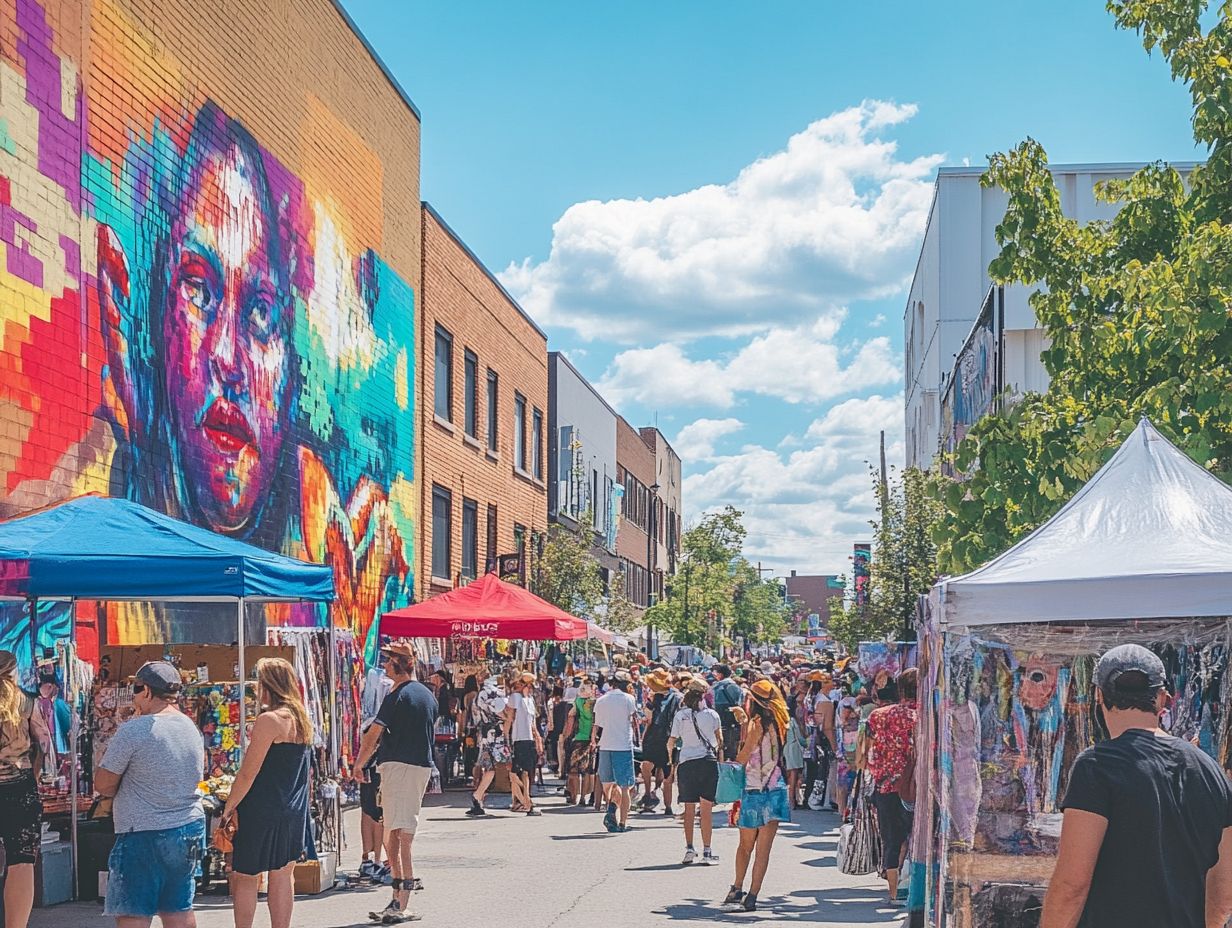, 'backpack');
713,679,741,727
